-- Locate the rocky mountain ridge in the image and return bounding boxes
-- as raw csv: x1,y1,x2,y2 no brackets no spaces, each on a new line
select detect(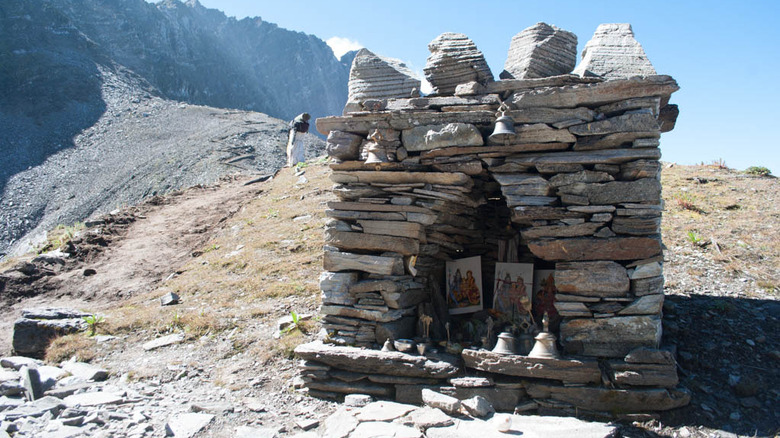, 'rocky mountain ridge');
0,0,344,256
